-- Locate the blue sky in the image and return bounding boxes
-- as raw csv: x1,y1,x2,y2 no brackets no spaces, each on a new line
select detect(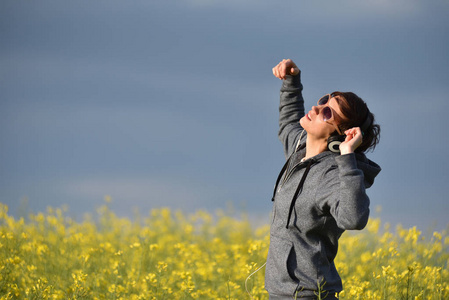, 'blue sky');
1,0,448,231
